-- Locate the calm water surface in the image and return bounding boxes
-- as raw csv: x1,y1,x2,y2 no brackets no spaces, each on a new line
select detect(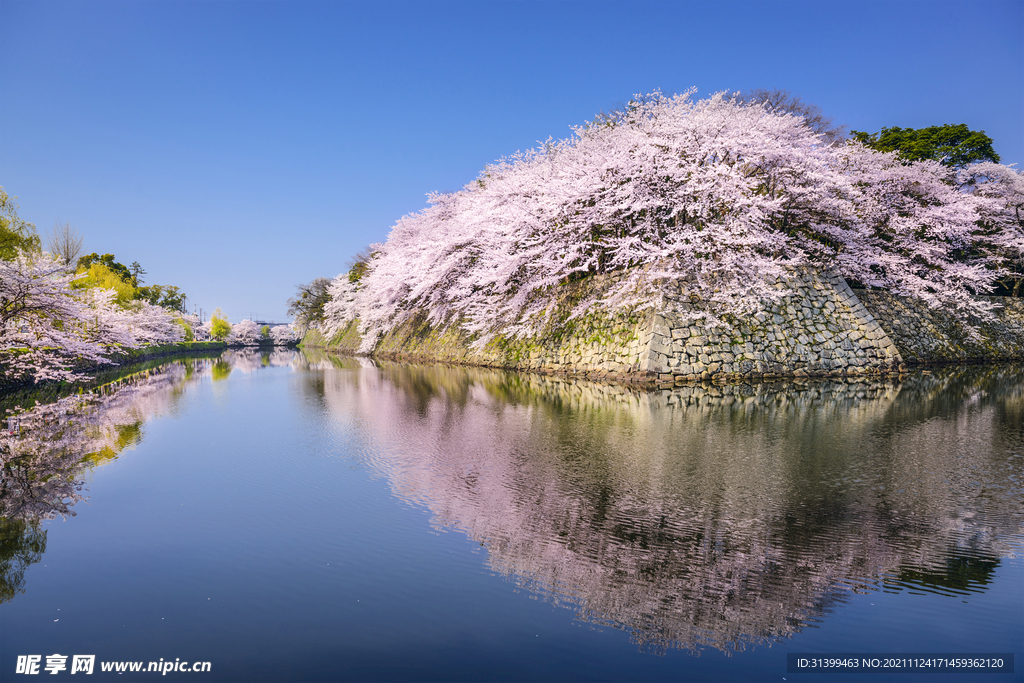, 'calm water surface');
1,350,1022,682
